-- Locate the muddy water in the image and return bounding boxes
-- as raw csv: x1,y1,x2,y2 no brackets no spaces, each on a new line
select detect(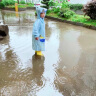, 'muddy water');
0,10,96,96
